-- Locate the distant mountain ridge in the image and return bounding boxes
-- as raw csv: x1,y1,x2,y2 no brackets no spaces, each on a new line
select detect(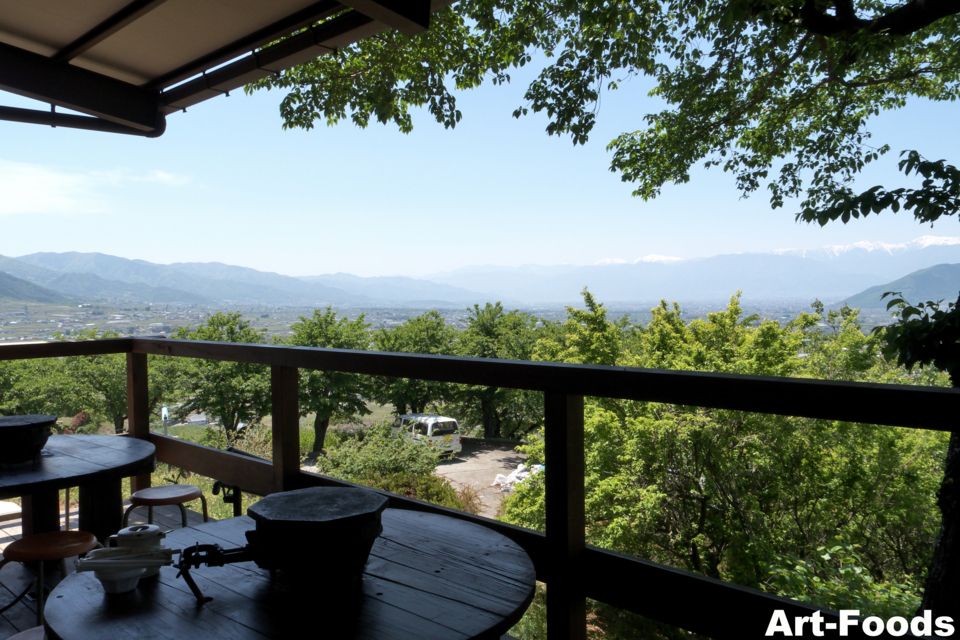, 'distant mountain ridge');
298,273,482,304
770,236,960,259
3,252,486,306
422,236,960,304
0,255,208,304
5,236,960,307
0,271,70,303
14,253,361,305
845,263,960,308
